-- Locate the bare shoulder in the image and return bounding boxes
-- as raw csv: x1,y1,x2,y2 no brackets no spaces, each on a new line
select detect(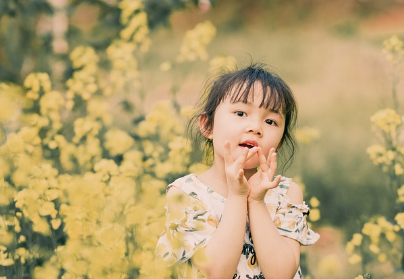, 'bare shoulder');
286,181,304,204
